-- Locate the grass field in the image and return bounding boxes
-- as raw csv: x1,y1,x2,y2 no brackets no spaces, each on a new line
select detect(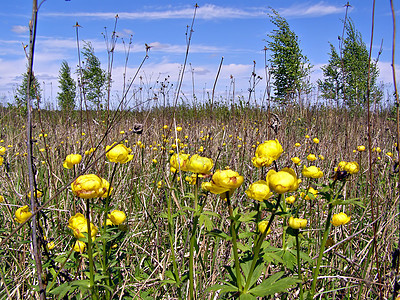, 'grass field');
0,102,398,299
